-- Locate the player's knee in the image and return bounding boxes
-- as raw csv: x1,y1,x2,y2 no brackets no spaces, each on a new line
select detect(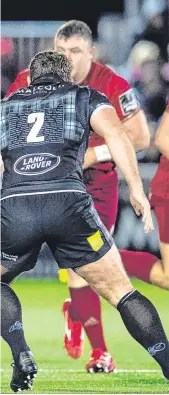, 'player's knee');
1,269,11,285
0,264,8,276
68,268,88,288
75,249,133,306
0,264,19,285
150,261,169,290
